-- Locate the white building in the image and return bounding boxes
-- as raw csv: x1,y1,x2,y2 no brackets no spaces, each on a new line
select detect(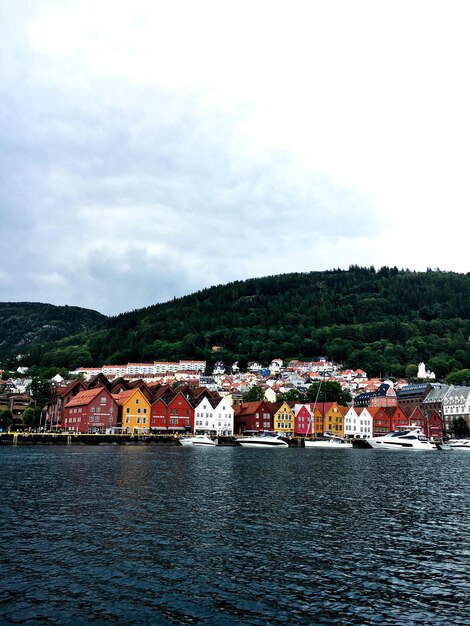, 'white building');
178,360,206,372
343,406,373,438
193,396,234,435
442,386,470,432
417,362,436,379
